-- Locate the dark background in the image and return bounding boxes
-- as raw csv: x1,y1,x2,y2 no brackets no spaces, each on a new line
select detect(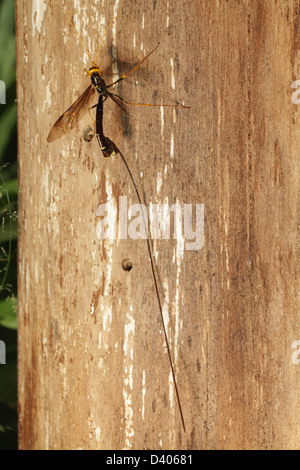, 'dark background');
0,0,18,450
